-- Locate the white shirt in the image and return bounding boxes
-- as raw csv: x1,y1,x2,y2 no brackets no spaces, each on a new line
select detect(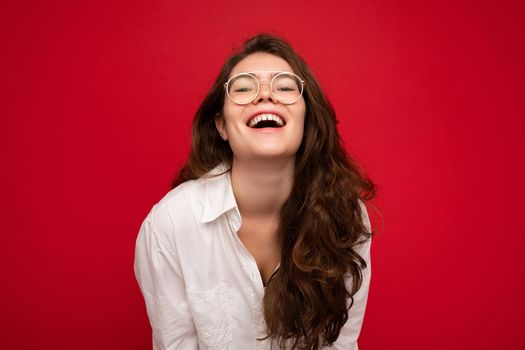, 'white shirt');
134,162,372,350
